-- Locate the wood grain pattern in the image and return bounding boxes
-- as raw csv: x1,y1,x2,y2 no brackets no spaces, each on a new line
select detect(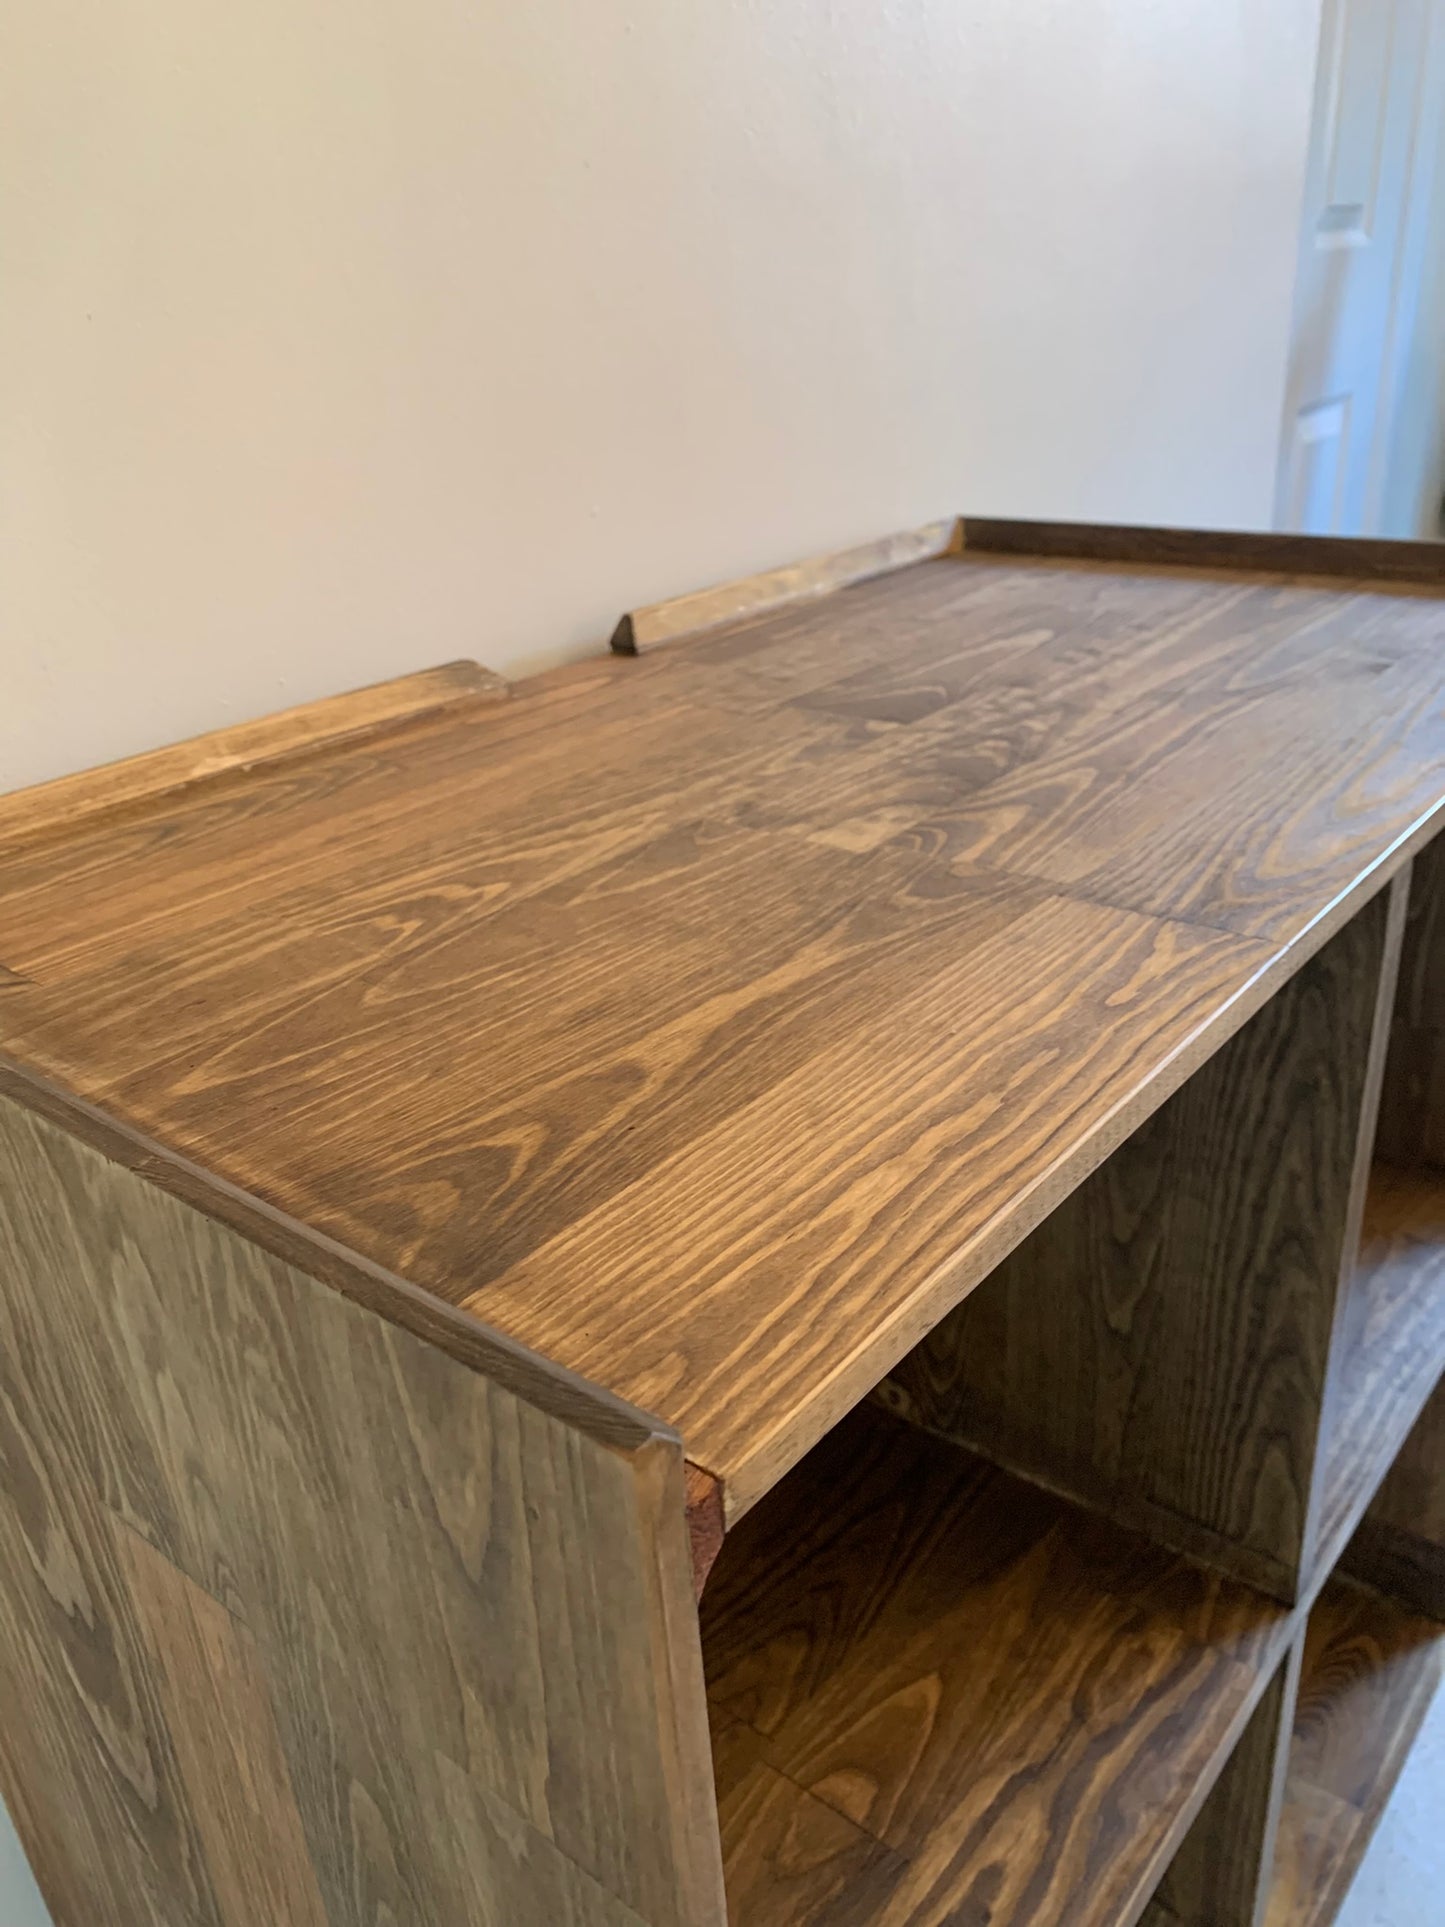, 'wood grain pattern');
1142,1640,1303,1927
468,890,1276,1517
0,659,508,852
610,518,962,653
1312,1164,1445,1584
1343,1364,1445,1621
0,1053,665,1459
1332,829,1445,1621
6,536,1445,1516
0,1086,726,1927
709,1717,908,1926
702,1404,1290,1927
958,516,1445,584
1265,1578,1445,1927
430,1751,654,1927
10,524,1445,1927
115,1523,330,1927
881,649,1445,945
882,884,1404,1599
1376,827,1445,1166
